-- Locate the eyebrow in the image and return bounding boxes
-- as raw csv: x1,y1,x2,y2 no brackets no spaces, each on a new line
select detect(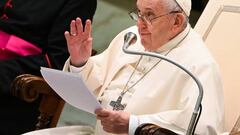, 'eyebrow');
136,6,155,13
